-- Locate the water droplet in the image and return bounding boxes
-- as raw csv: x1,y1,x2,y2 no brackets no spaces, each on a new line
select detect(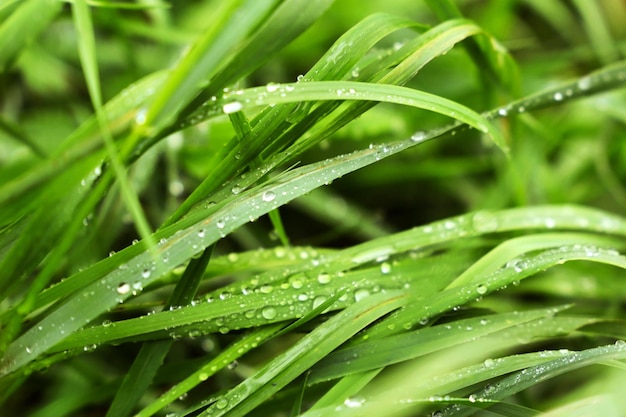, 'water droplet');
483,358,495,368
260,285,273,294
266,83,280,92
25,346,32,354
410,131,426,142
506,259,526,272
468,394,478,403
553,92,563,101
216,219,226,229
215,398,229,409
298,294,309,301
544,218,556,228
222,101,243,114
444,220,456,229
380,262,391,274
199,372,209,381
317,273,331,284
132,282,143,294
262,190,276,202
476,284,488,295
497,108,508,116
231,185,243,195
102,320,112,327
261,307,277,320
169,180,184,196
578,76,592,90
313,296,327,309
117,283,130,294
198,229,205,238
135,108,147,125
344,397,365,408
354,289,370,302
